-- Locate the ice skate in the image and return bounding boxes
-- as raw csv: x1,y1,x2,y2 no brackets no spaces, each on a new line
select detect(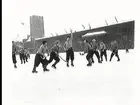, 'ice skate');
52,65,56,69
